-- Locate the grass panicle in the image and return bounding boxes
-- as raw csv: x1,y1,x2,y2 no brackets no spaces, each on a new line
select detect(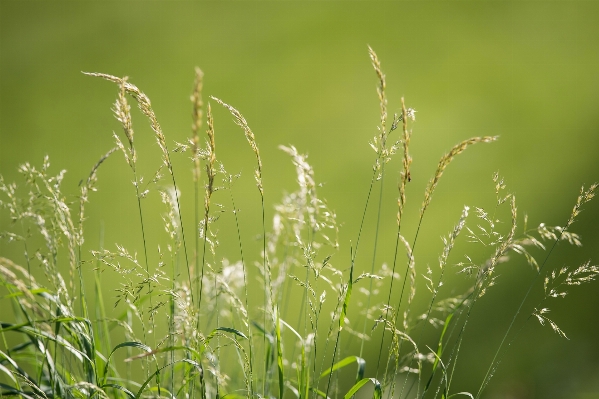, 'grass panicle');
191,67,204,304
210,96,263,195
421,136,498,218
211,95,270,396
84,71,194,304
